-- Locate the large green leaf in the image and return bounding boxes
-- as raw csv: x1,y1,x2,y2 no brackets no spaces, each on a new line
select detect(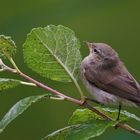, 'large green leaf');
44,120,115,140
0,35,16,58
23,25,82,82
0,78,20,91
0,94,49,133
